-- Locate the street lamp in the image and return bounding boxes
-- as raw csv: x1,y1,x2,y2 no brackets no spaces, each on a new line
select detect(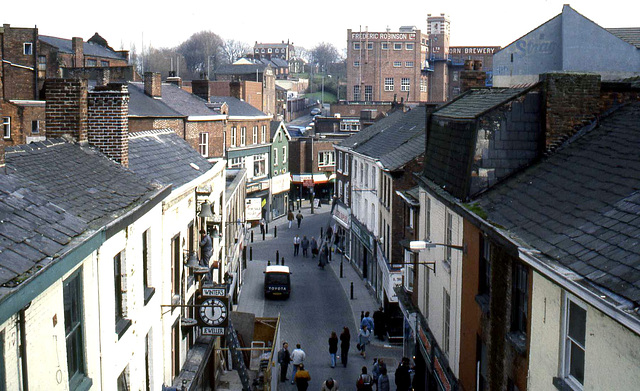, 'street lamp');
399,240,466,274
